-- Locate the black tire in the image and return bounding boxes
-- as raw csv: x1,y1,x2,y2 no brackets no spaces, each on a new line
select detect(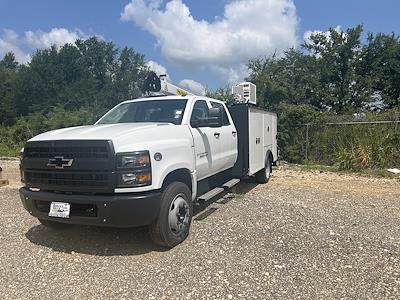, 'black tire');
149,182,193,248
255,154,272,184
38,218,71,230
